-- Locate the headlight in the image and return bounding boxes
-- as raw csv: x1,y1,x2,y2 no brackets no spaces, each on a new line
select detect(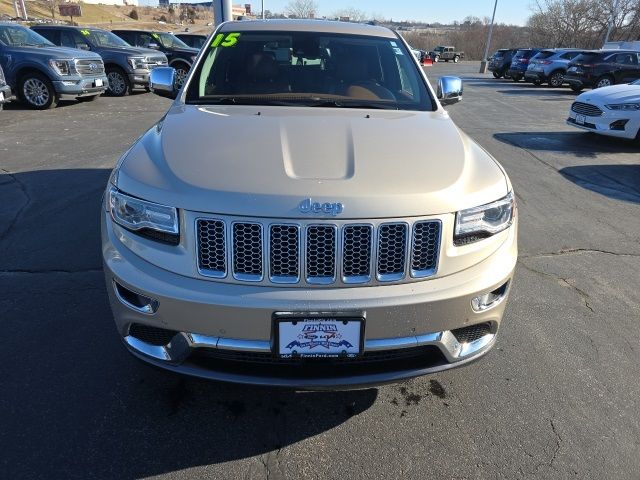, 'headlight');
108,187,179,245
454,192,515,246
605,103,640,111
127,56,147,69
49,59,72,76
